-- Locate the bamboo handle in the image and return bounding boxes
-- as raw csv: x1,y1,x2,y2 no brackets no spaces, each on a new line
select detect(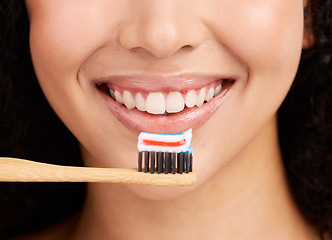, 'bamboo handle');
0,157,196,186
